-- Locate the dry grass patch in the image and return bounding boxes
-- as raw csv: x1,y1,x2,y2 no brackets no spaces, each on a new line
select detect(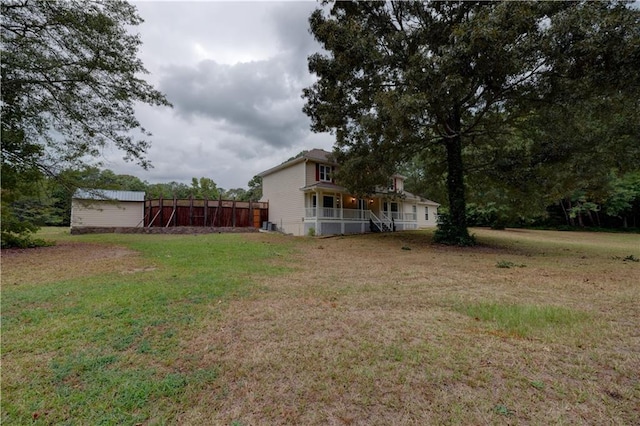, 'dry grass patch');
180,229,639,425
1,242,145,287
